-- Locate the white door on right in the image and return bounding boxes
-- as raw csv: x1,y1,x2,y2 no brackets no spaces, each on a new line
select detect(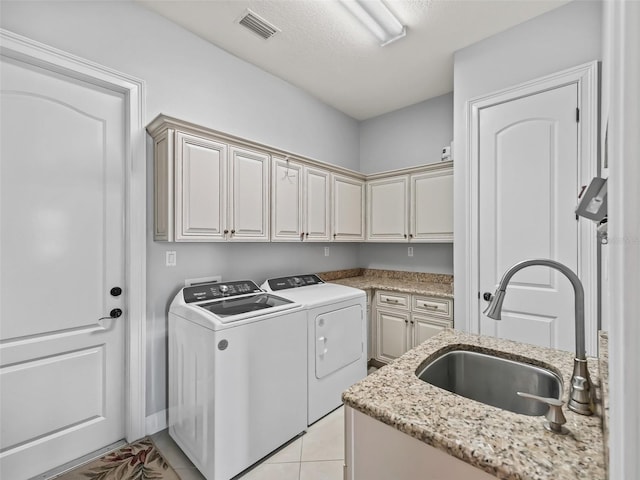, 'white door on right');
478,84,579,352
